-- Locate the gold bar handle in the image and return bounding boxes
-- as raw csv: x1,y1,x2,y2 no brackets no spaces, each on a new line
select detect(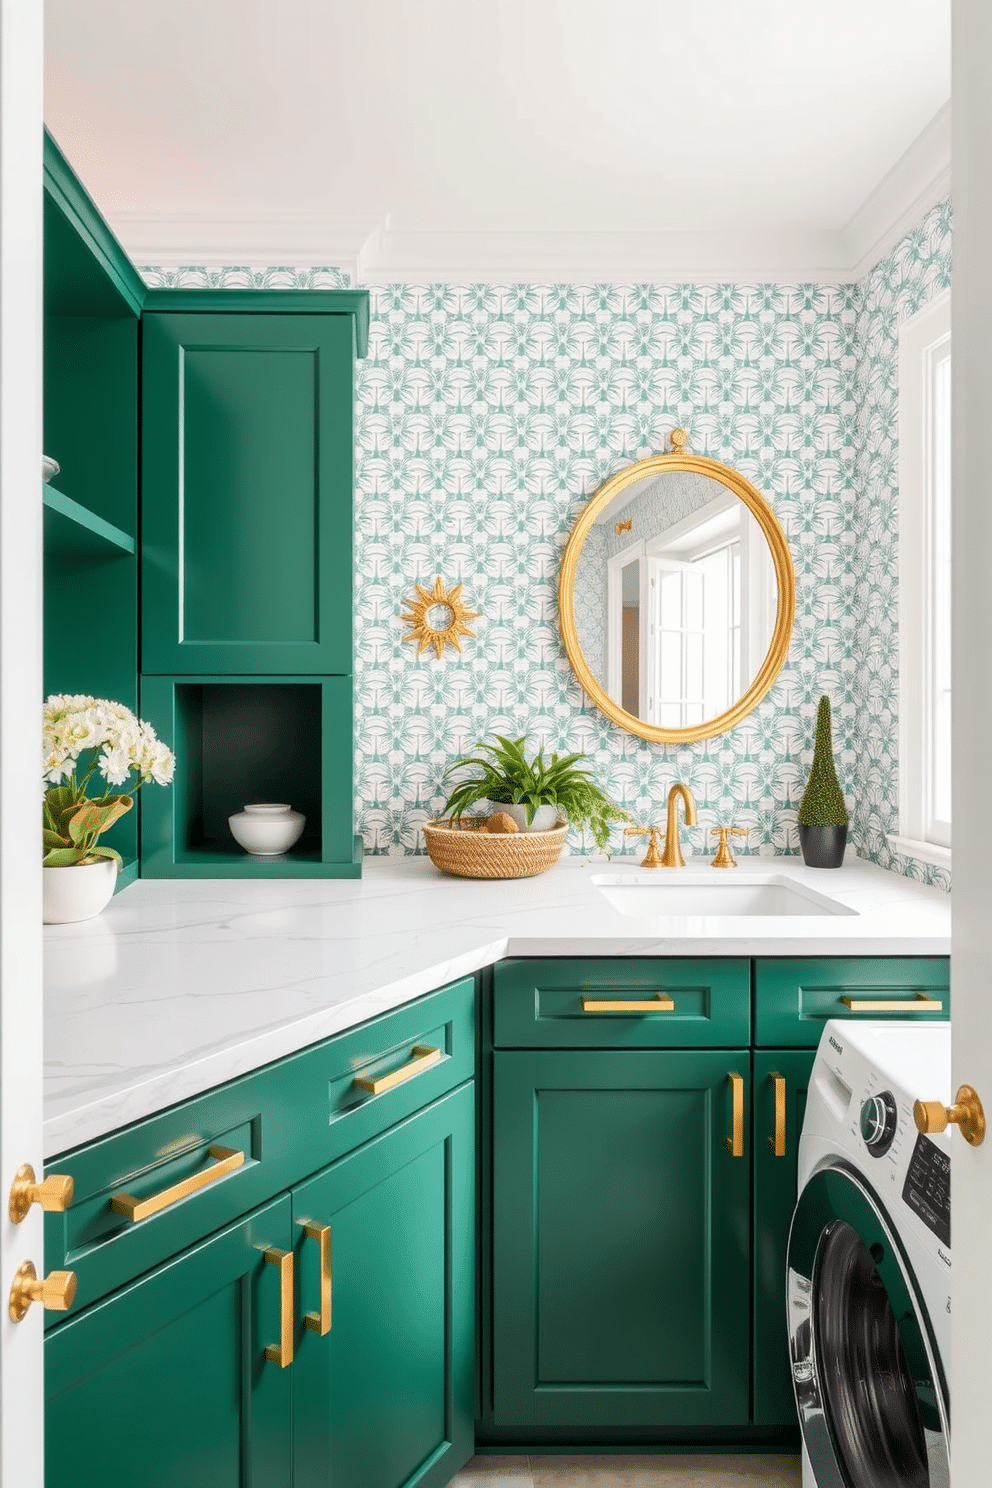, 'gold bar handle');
110,1144,245,1223
263,1247,295,1367
725,1072,744,1157
300,1220,332,1336
768,1073,786,1157
839,992,943,1013
354,1043,442,1096
581,993,675,1013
